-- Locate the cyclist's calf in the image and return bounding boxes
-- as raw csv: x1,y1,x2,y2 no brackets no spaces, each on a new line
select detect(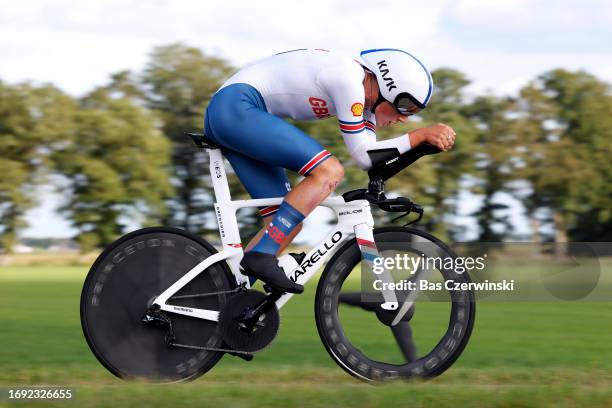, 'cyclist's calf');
246,219,303,255
245,156,343,256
